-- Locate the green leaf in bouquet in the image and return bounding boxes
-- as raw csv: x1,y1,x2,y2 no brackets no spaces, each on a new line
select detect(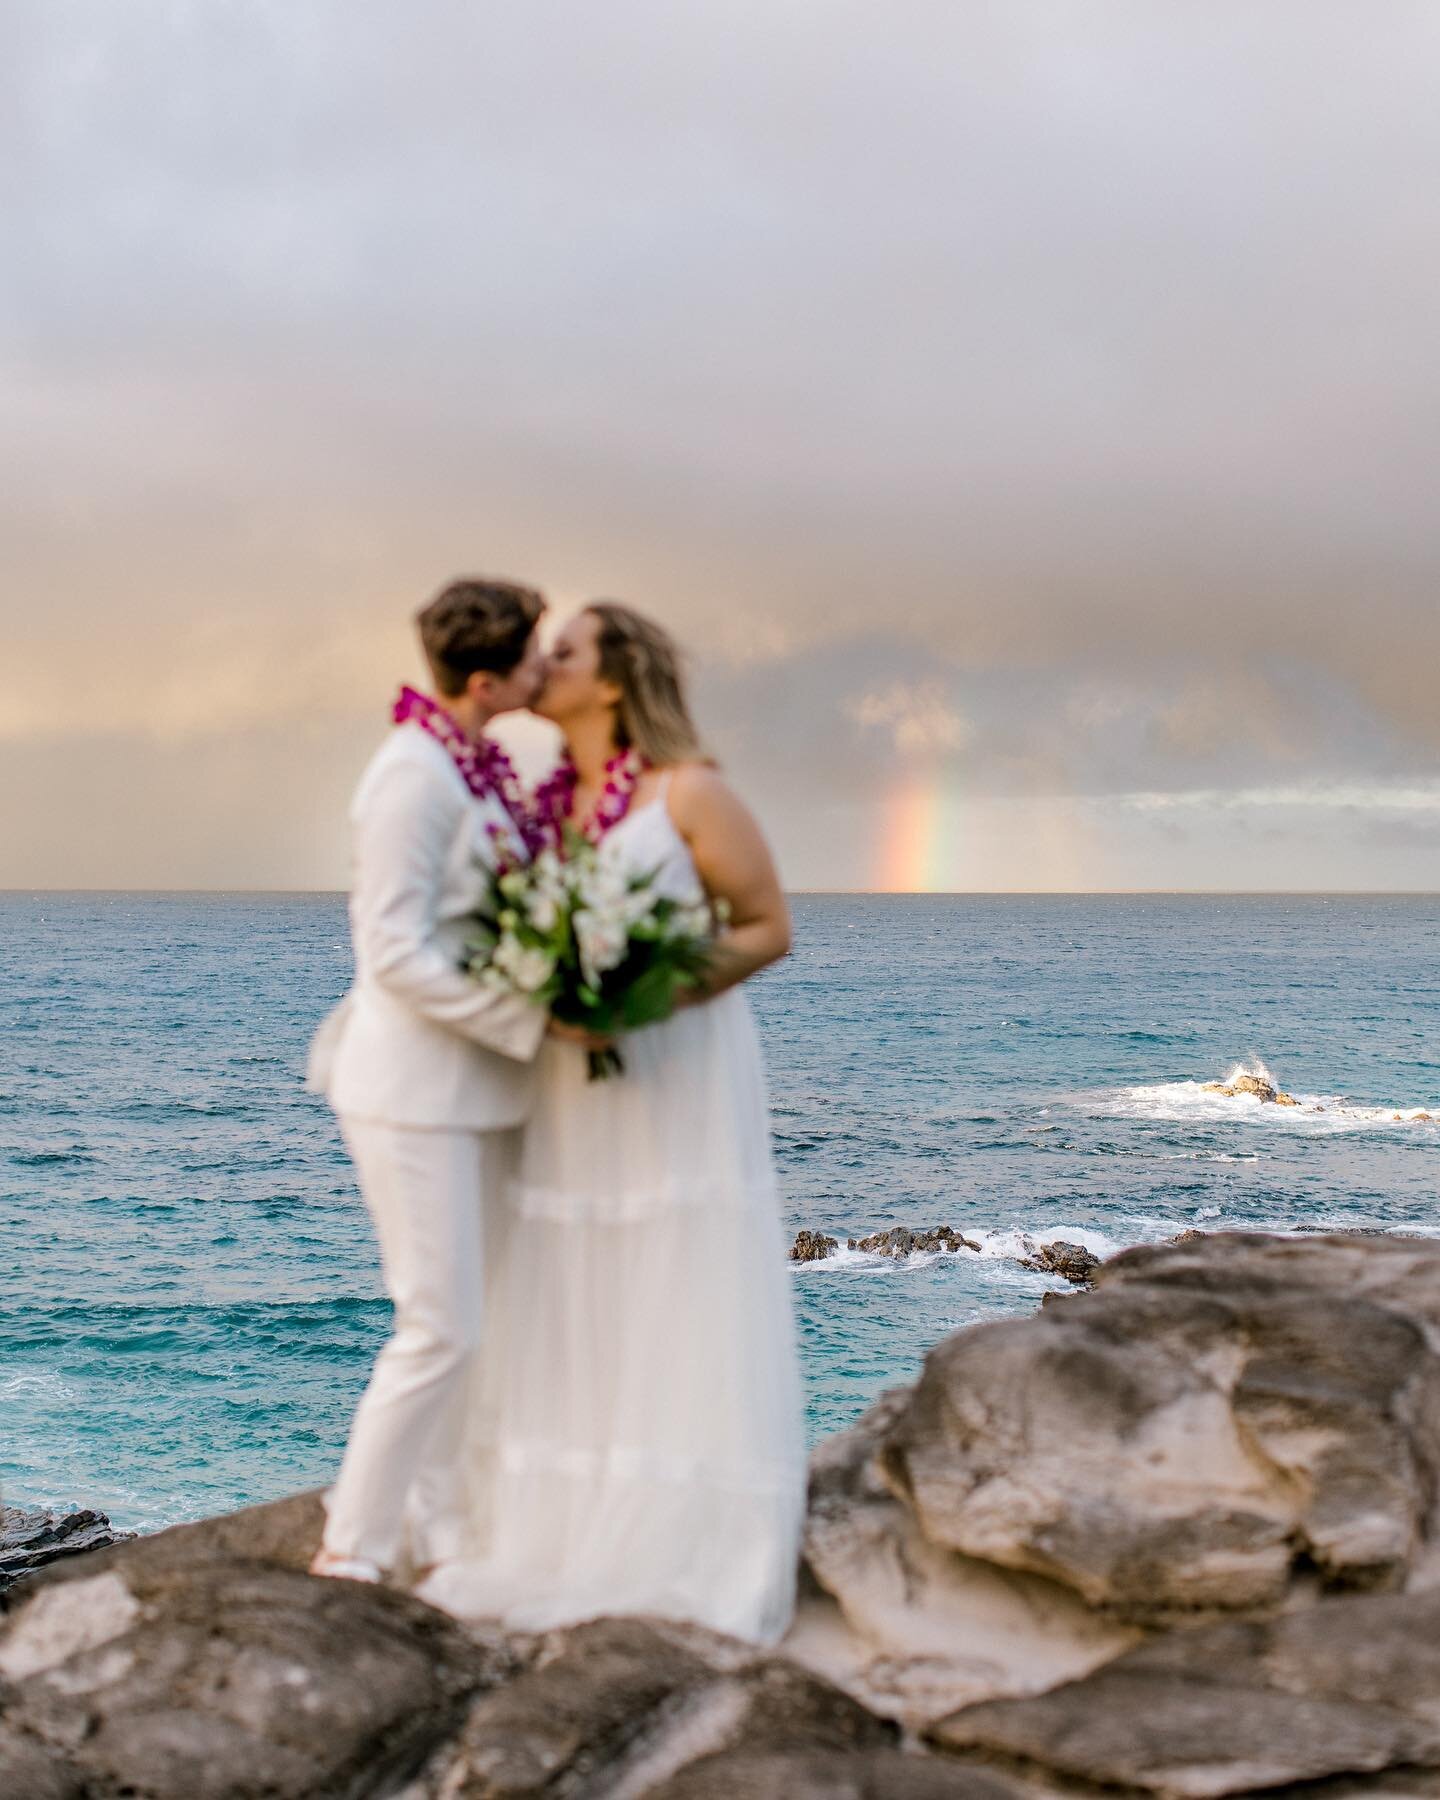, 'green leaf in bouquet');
618,960,686,1029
